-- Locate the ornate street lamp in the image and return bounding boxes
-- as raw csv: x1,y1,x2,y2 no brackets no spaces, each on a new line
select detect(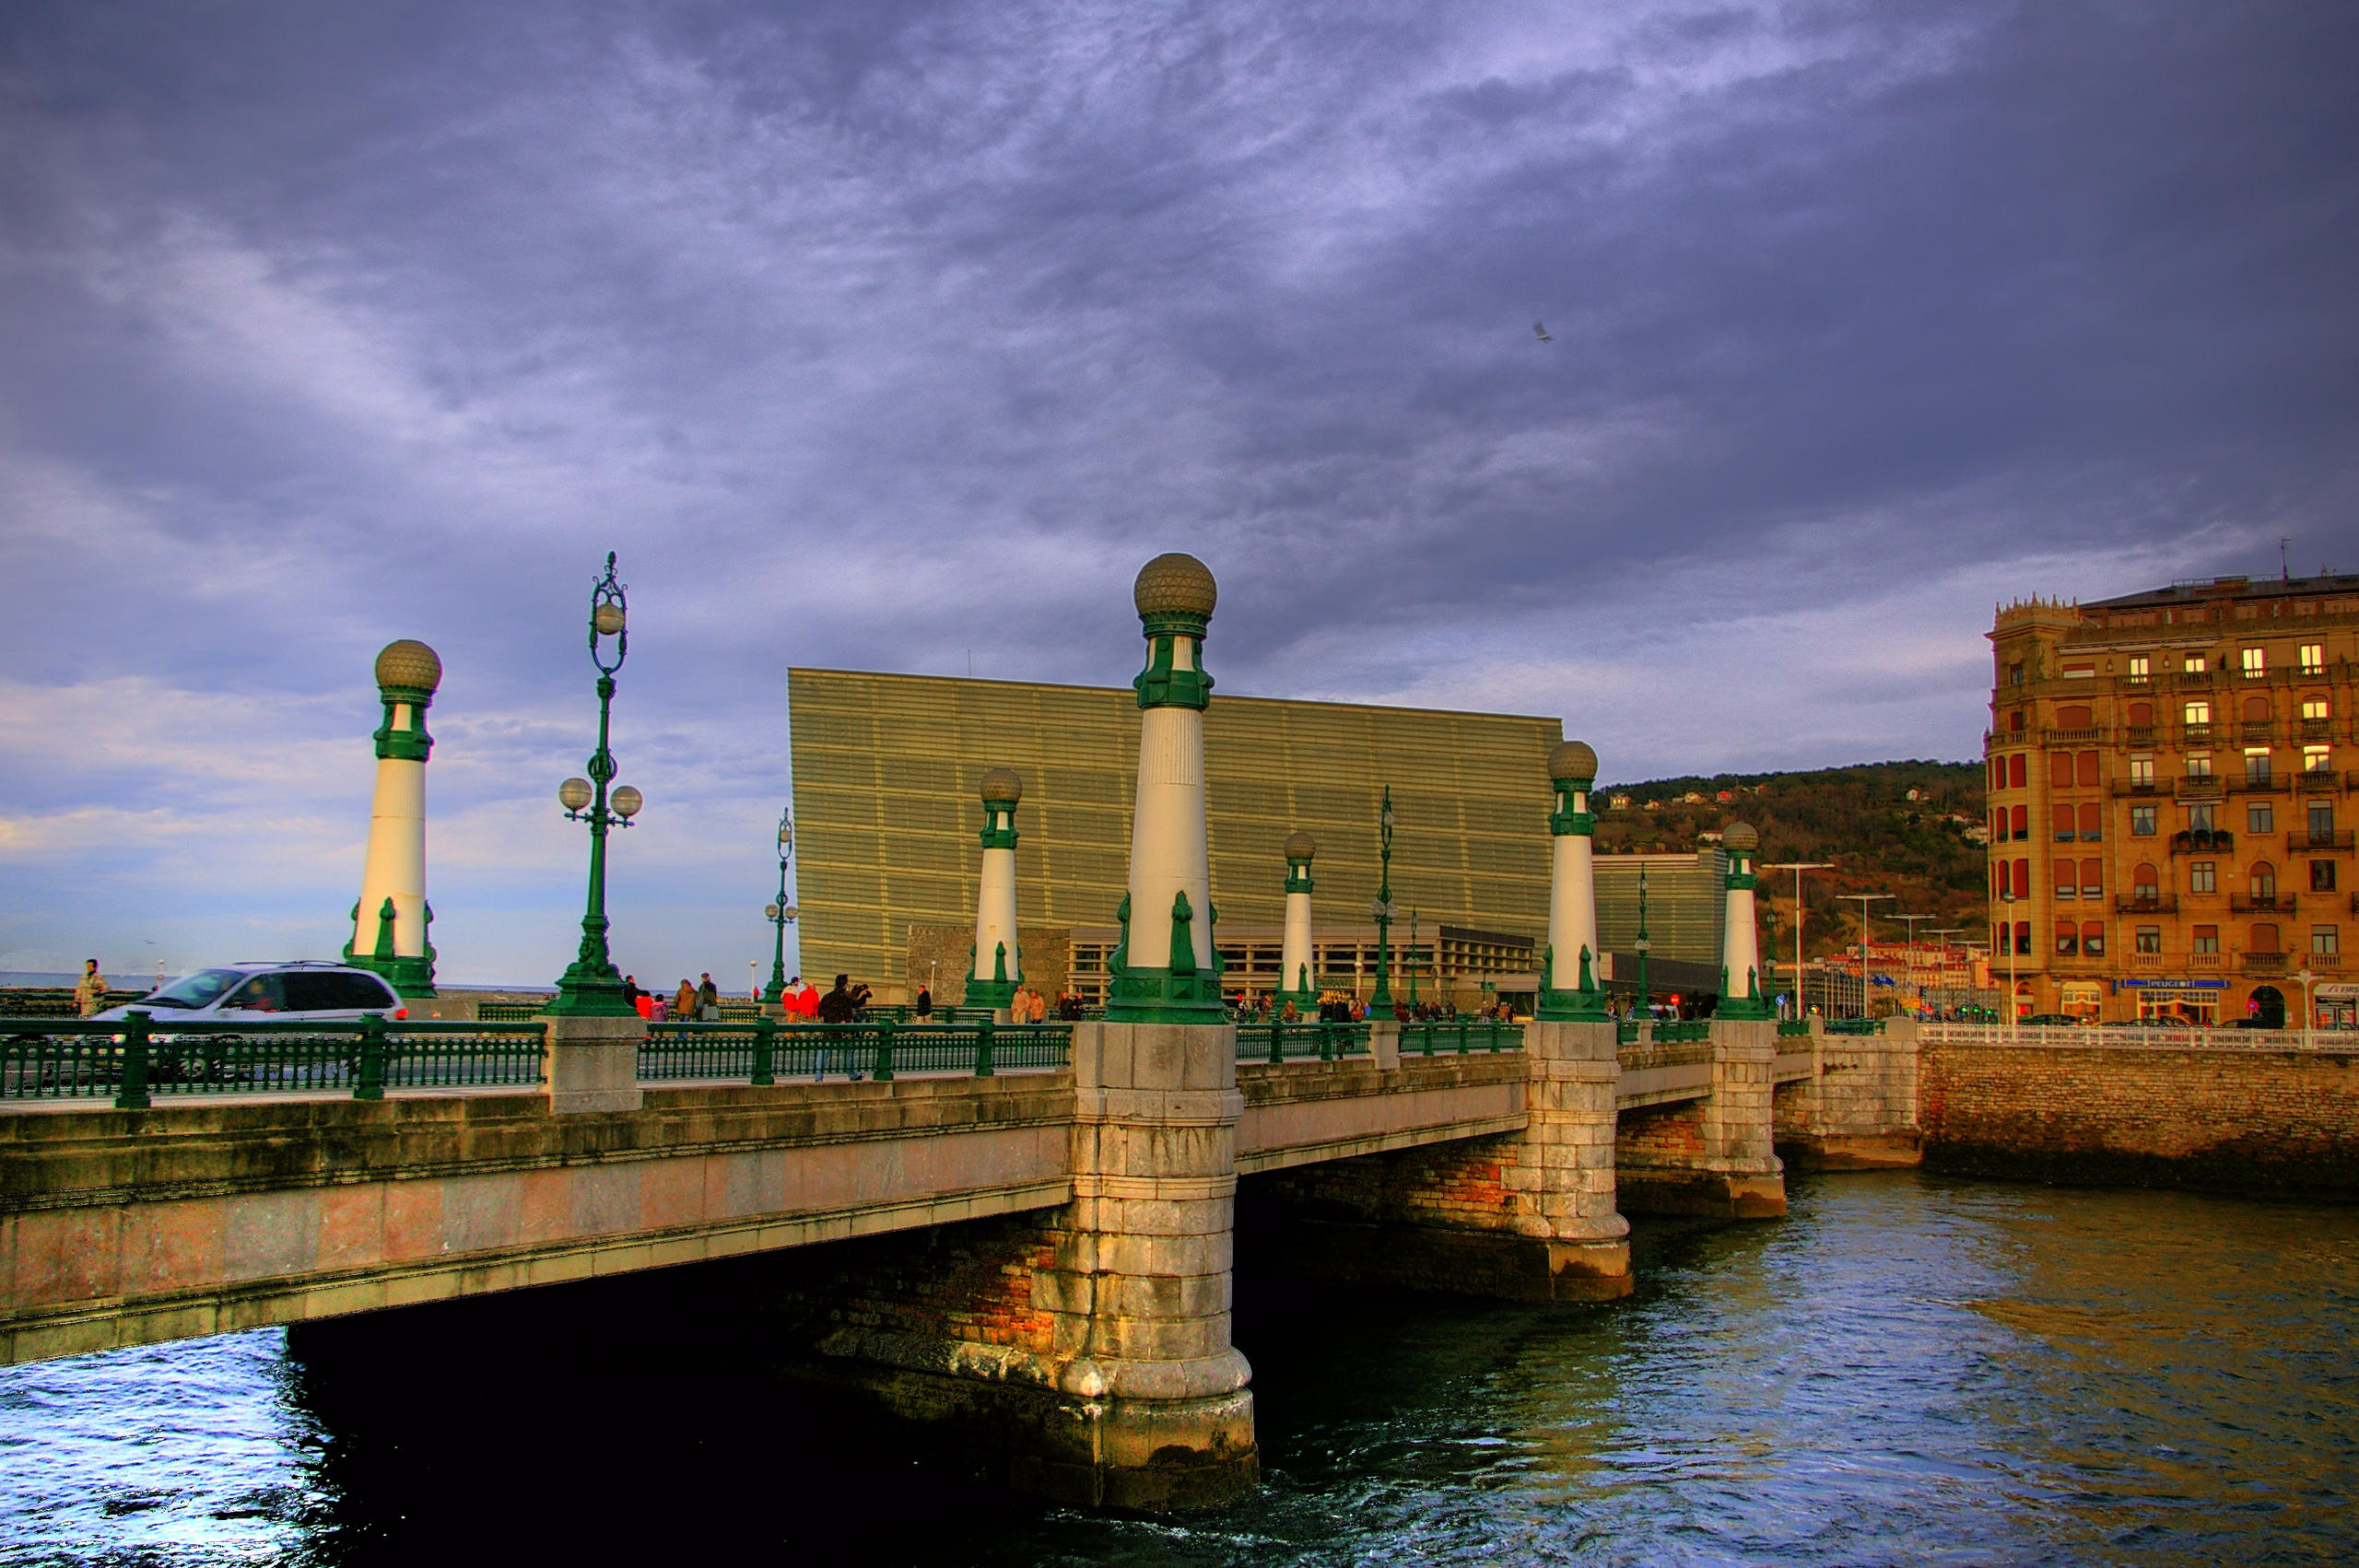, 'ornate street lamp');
548,553,644,1016
1634,867,1652,1019
763,807,797,1002
1367,786,1398,1017
1408,905,1420,1010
